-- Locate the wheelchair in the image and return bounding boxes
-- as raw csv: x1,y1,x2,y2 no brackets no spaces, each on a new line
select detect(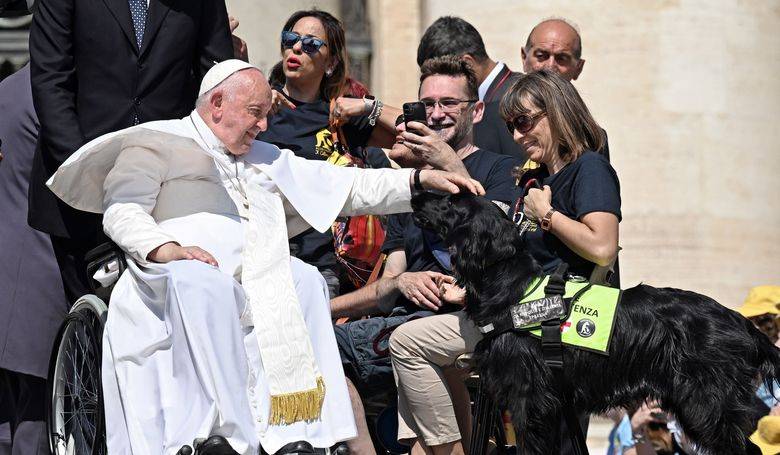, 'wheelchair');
44,243,521,455
47,242,126,455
